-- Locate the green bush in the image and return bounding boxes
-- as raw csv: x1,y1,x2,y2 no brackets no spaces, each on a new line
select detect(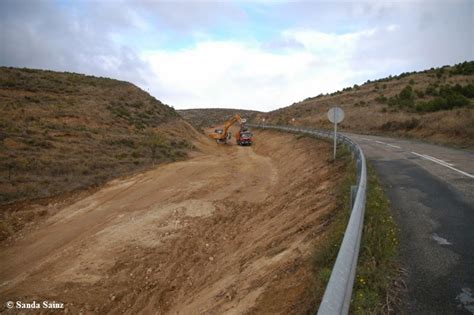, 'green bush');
451,61,474,75
453,83,474,98
436,68,444,79
425,84,438,96
416,94,469,112
399,85,413,100
415,90,425,98
375,95,387,104
385,86,416,110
